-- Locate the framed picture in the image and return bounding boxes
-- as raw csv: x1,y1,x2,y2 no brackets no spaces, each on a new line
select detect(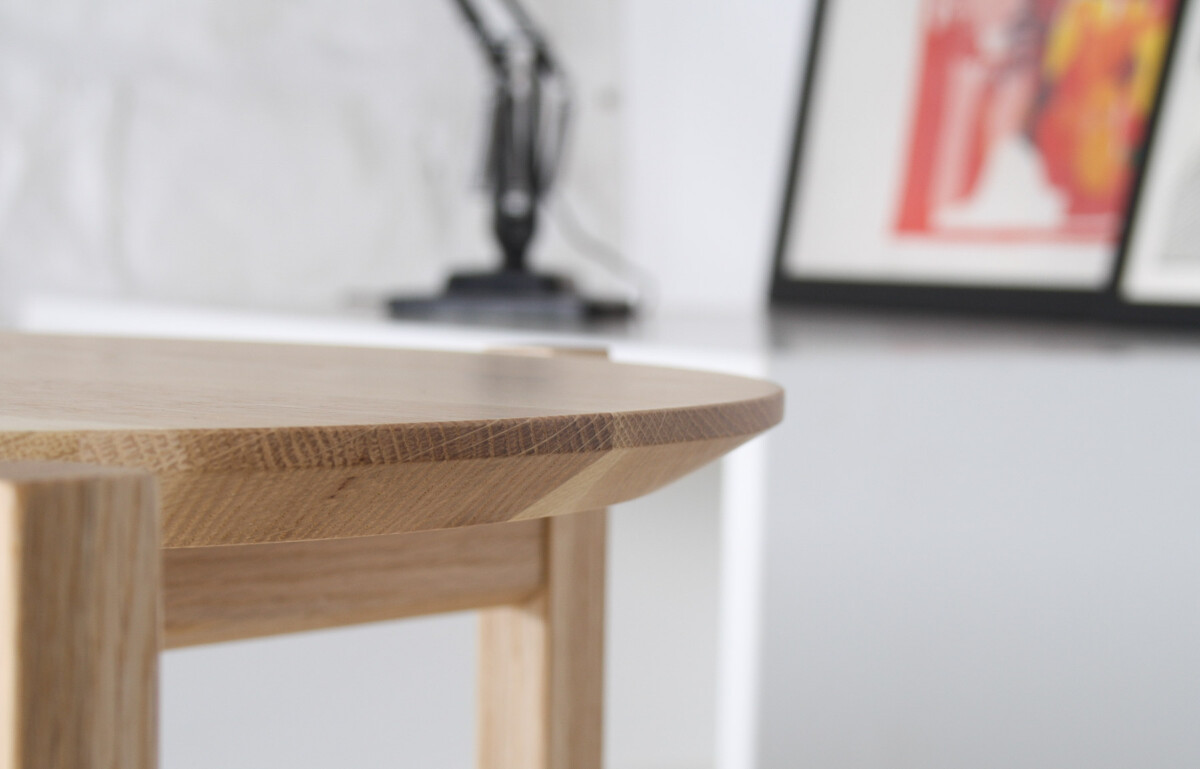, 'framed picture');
1116,0,1200,321
772,0,1184,319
